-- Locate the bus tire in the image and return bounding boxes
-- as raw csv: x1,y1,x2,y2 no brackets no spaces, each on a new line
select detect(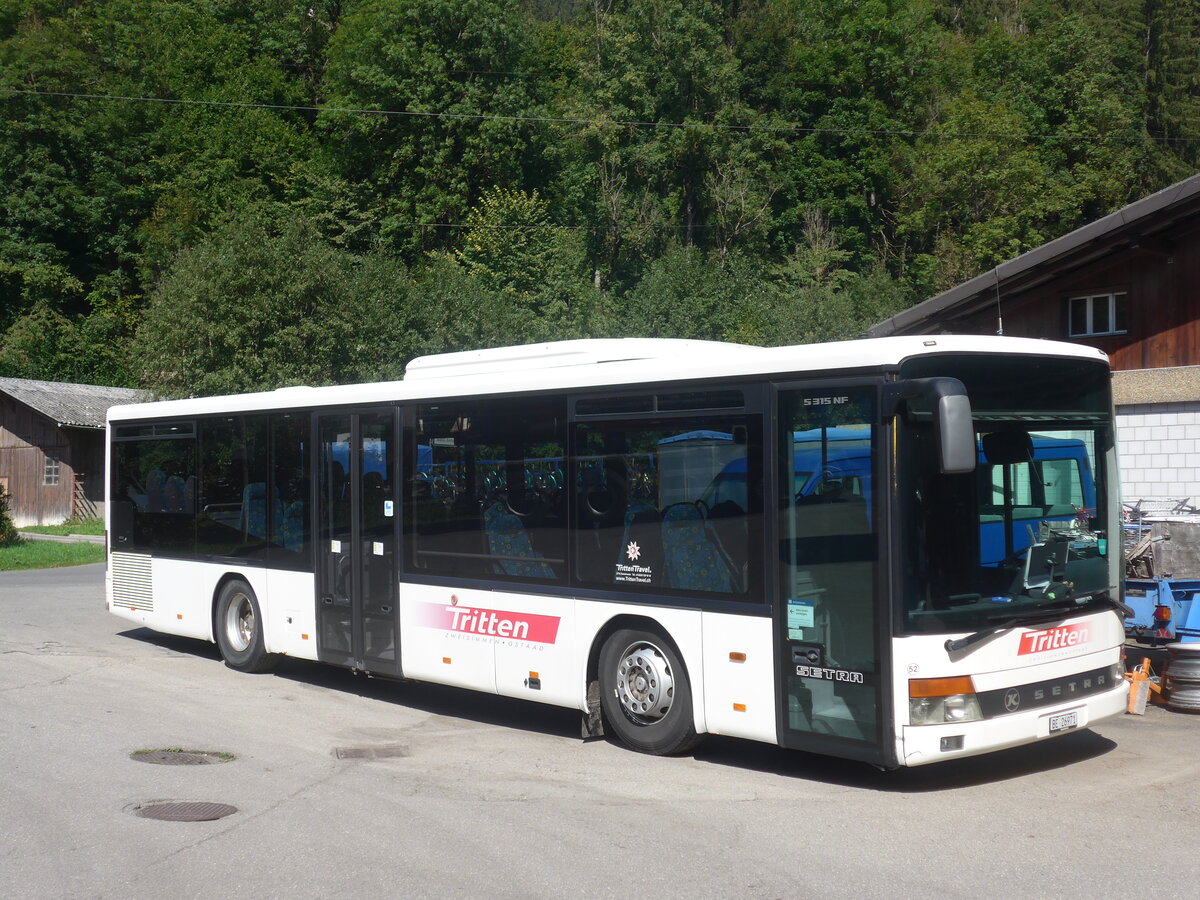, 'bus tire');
599,628,702,755
215,579,277,673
